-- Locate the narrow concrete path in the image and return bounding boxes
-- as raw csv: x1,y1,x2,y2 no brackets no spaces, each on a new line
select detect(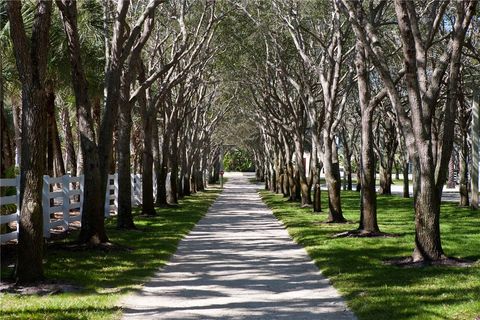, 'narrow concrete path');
121,173,356,320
